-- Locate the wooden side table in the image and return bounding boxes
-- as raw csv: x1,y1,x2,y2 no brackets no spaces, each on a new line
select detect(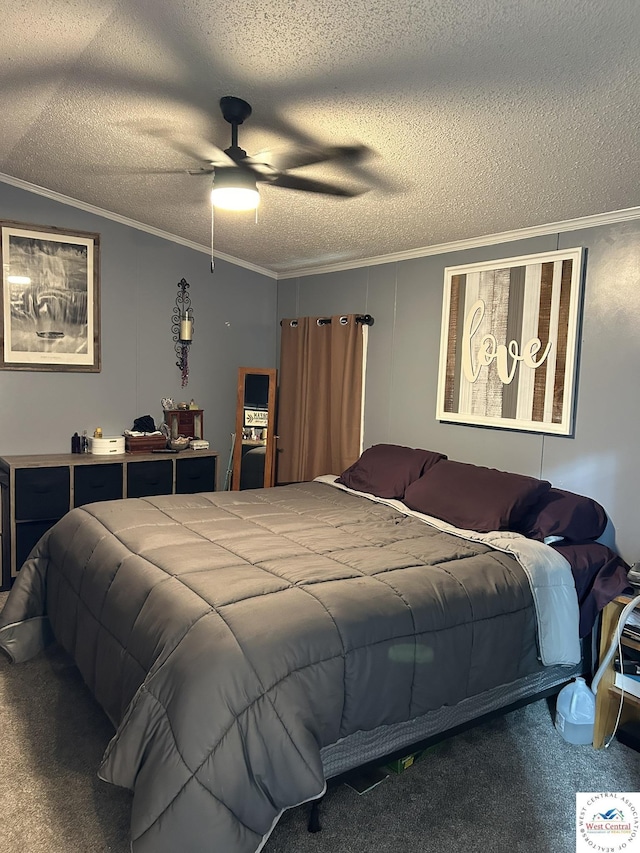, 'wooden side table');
593,595,640,748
